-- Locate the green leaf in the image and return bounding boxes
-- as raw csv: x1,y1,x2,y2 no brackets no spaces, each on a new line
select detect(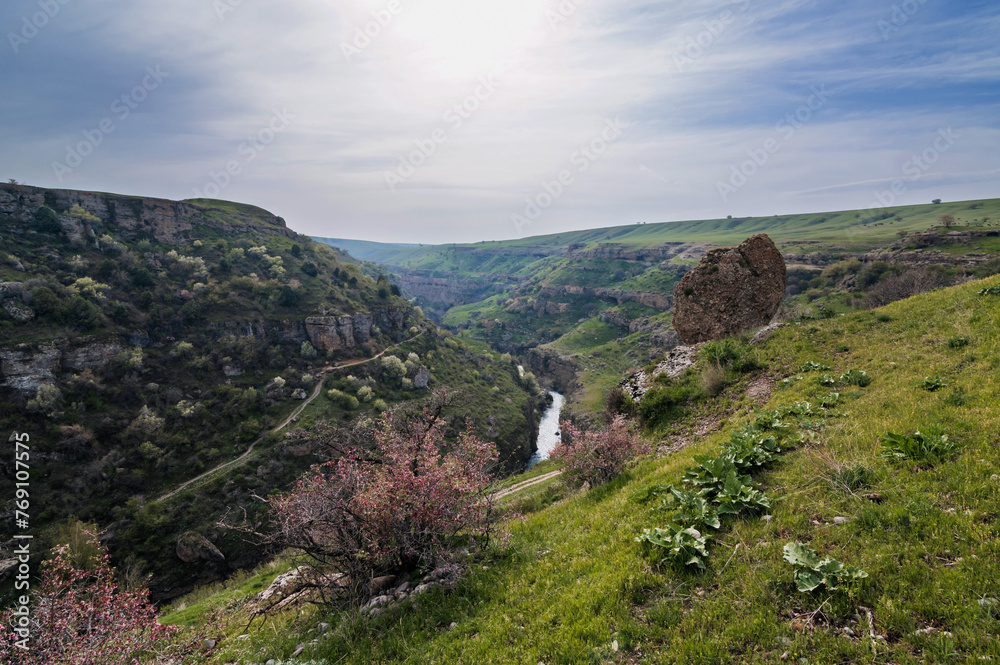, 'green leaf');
783,542,820,568
794,569,824,592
